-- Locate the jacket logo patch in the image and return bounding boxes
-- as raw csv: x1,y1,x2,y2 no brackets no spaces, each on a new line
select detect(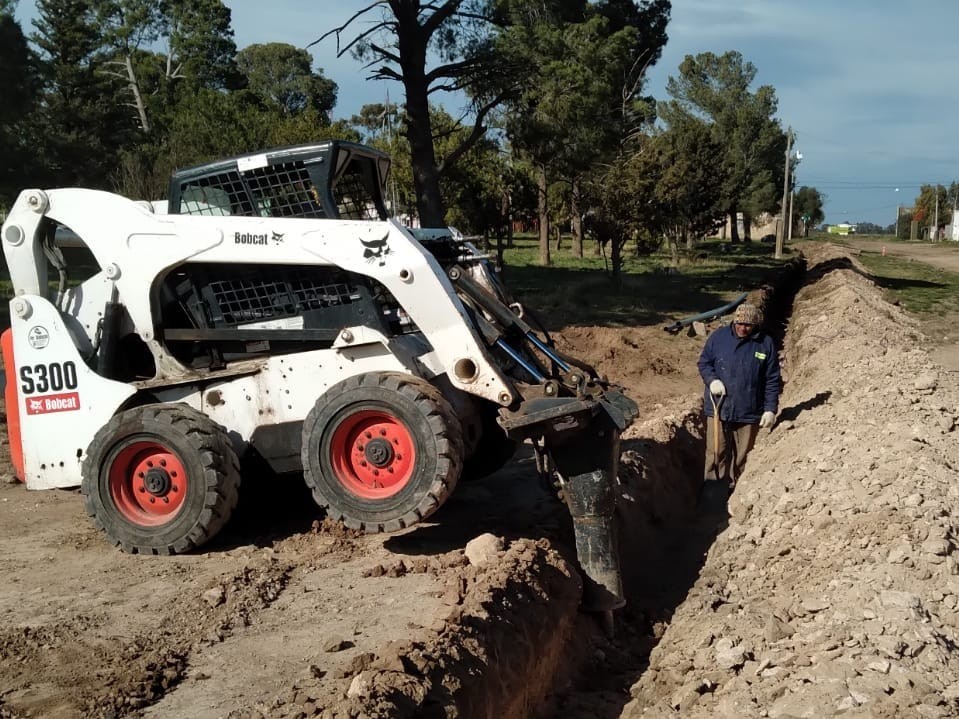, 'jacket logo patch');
754,351,767,360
